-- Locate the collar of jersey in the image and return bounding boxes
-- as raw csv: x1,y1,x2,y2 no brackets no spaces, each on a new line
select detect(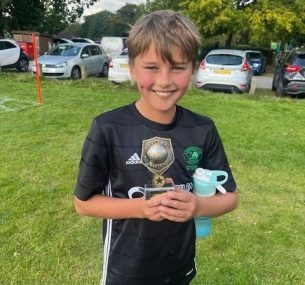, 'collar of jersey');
129,102,181,131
